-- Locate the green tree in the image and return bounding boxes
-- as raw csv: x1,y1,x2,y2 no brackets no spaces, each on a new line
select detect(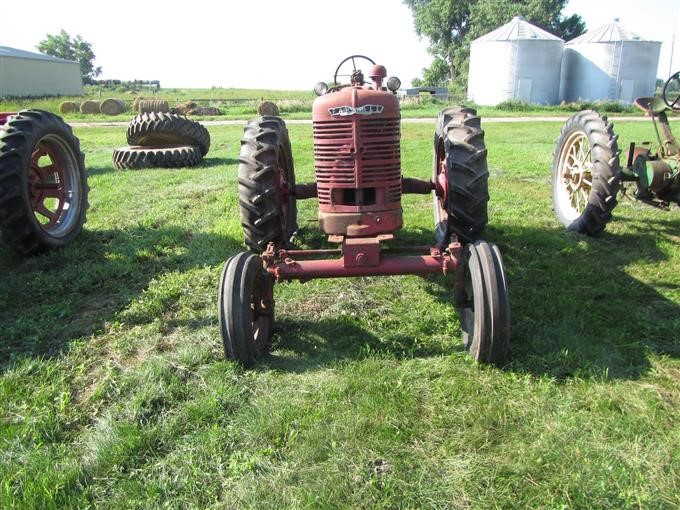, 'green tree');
404,0,585,89
37,30,102,82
